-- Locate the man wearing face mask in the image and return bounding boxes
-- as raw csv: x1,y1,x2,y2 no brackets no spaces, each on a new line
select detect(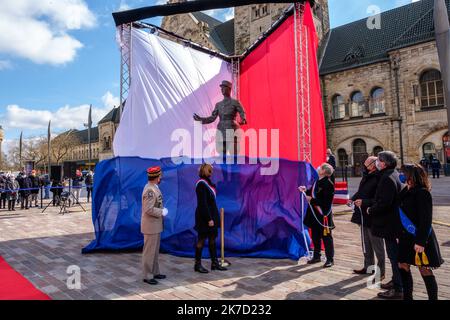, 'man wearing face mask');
299,163,335,268
367,151,404,299
350,156,385,281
